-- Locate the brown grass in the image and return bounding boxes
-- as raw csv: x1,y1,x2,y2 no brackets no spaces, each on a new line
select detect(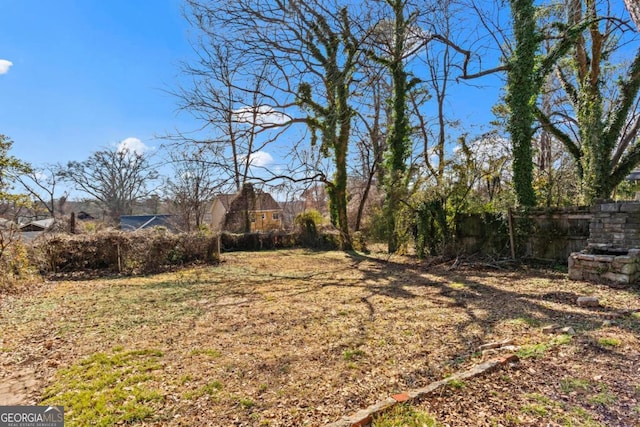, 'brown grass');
0,248,638,426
